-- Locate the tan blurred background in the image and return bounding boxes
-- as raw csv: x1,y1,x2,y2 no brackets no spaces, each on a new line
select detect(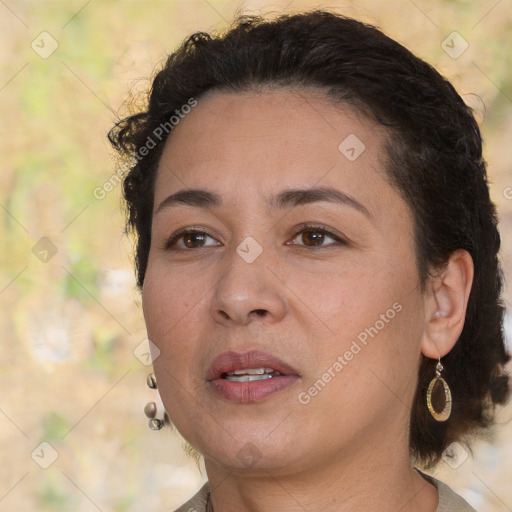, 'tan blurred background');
0,0,511,510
